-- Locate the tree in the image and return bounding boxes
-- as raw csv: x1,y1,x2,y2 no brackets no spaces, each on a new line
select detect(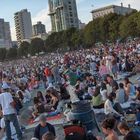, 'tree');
6,48,17,59
0,48,7,61
18,41,30,58
84,21,94,46
120,12,139,39
45,28,78,52
71,29,84,48
30,38,45,55
84,17,104,45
